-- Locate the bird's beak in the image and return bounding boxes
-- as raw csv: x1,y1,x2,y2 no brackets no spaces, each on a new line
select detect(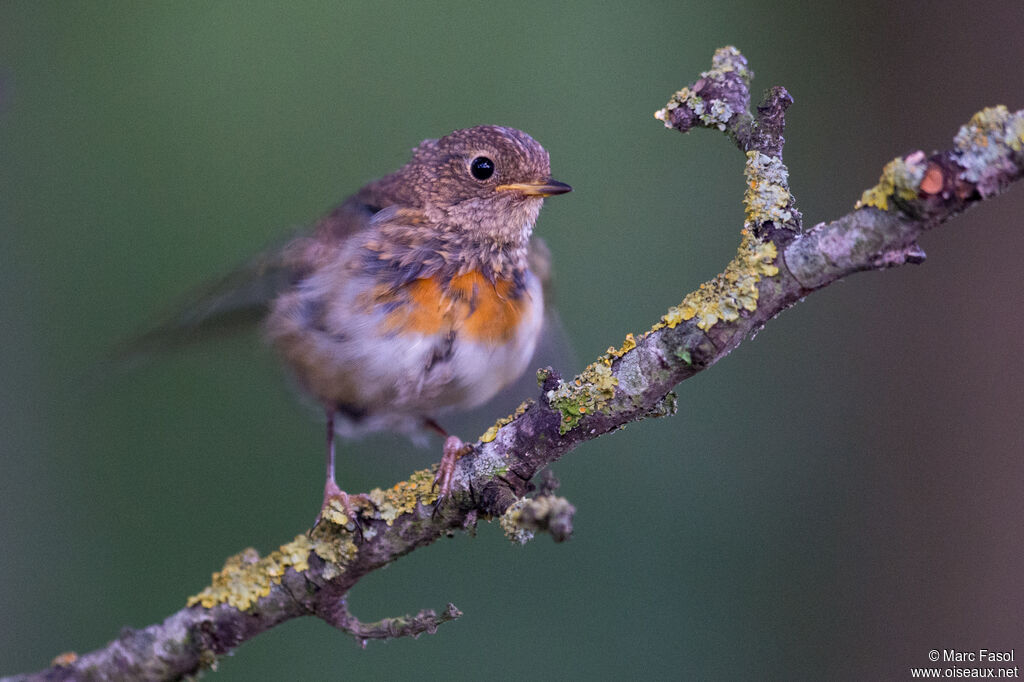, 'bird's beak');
495,179,573,197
